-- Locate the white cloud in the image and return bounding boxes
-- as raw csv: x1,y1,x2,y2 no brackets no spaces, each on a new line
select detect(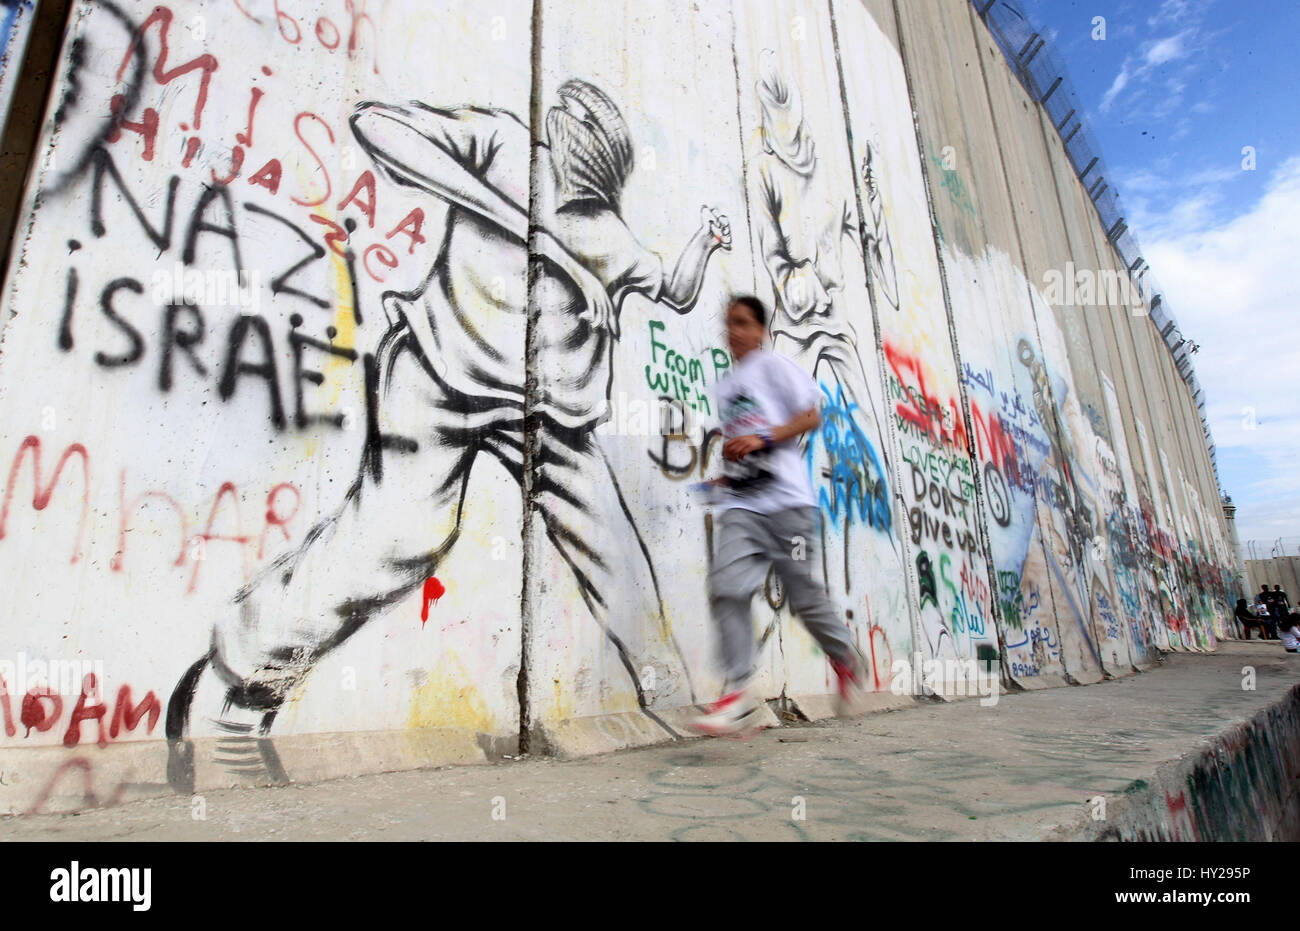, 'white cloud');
1100,61,1133,113
1145,32,1189,66
1130,189,1221,239
1099,4,1211,118
1139,157,1300,542
1121,163,1243,241
1184,165,1241,186
1148,0,1194,27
